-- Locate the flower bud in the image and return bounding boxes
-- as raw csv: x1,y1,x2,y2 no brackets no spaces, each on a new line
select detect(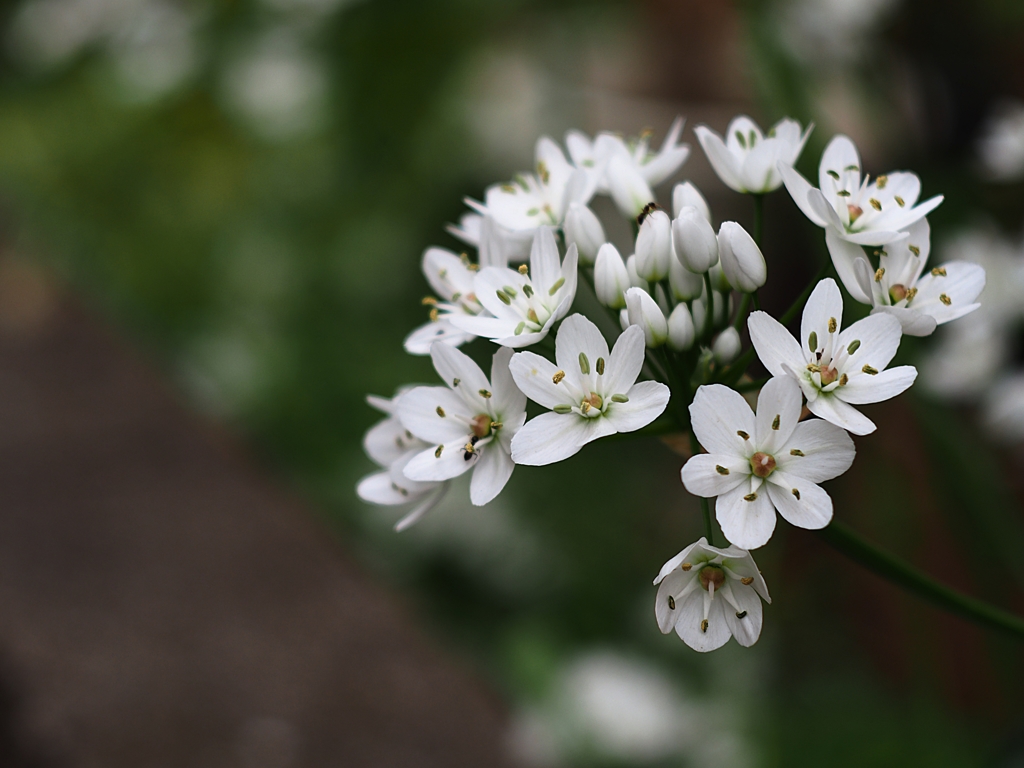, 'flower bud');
672,181,711,222
667,304,695,351
717,221,767,293
712,327,741,364
625,255,650,292
691,296,706,334
619,308,630,332
594,243,630,309
563,202,605,265
625,287,668,348
673,206,719,274
668,254,704,300
635,210,673,282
